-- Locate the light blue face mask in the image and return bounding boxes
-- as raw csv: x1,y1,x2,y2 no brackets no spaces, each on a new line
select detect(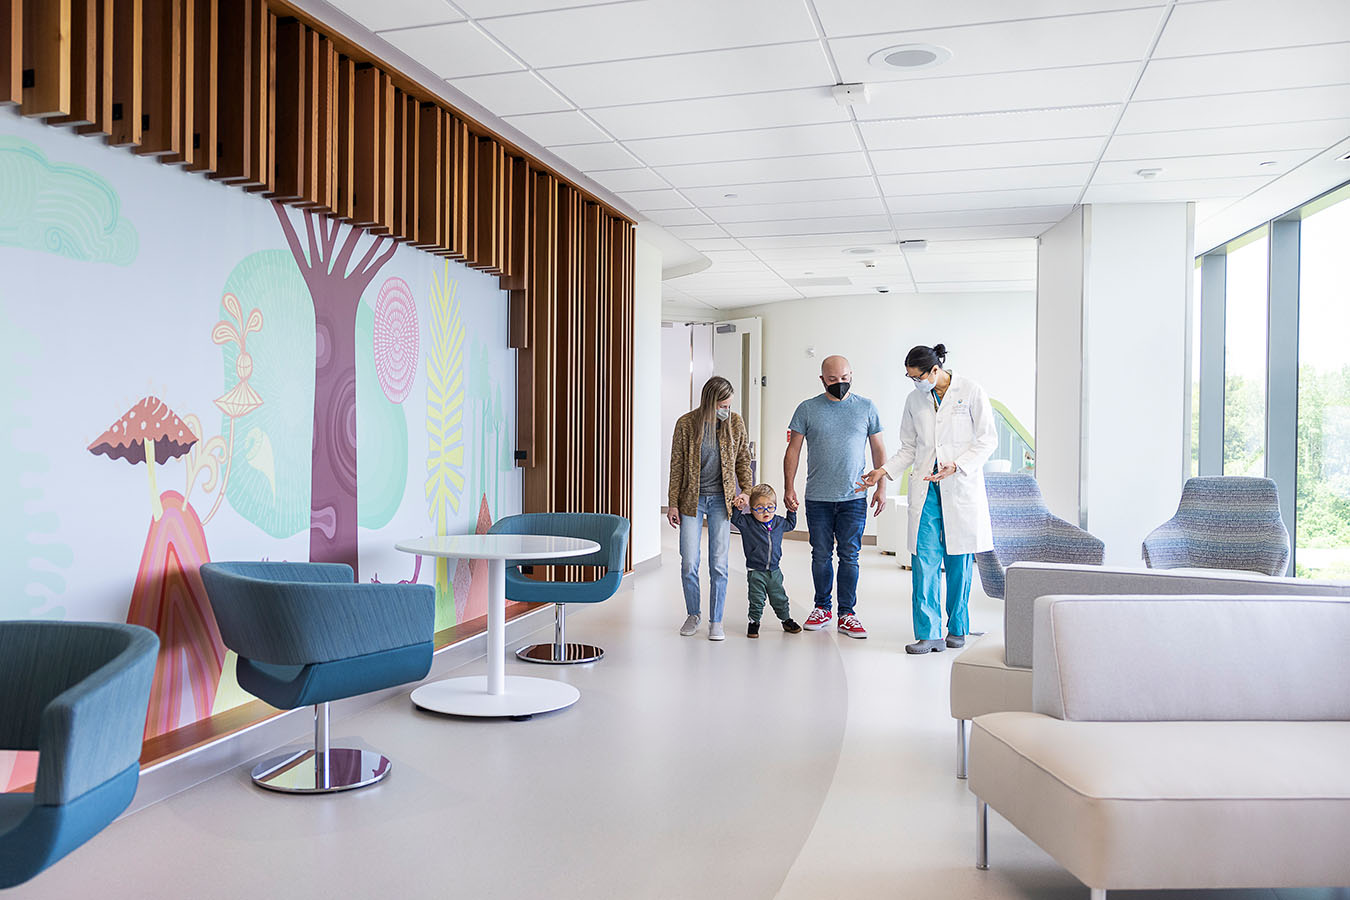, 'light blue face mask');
911,375,934,391
716,408,730,421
